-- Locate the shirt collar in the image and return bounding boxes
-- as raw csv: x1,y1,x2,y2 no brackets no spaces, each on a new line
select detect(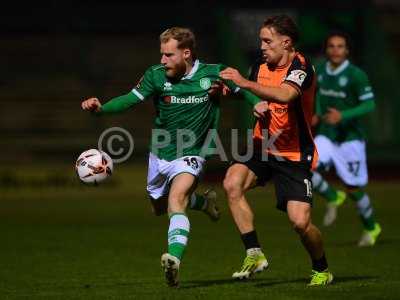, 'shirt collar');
182,59,199,80
326,59,349,76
